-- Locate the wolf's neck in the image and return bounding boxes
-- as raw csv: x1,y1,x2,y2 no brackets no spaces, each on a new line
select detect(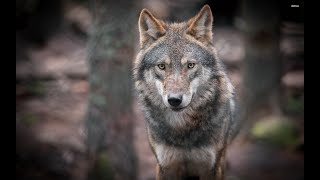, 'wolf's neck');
163,107,205,128
148,106,221,147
